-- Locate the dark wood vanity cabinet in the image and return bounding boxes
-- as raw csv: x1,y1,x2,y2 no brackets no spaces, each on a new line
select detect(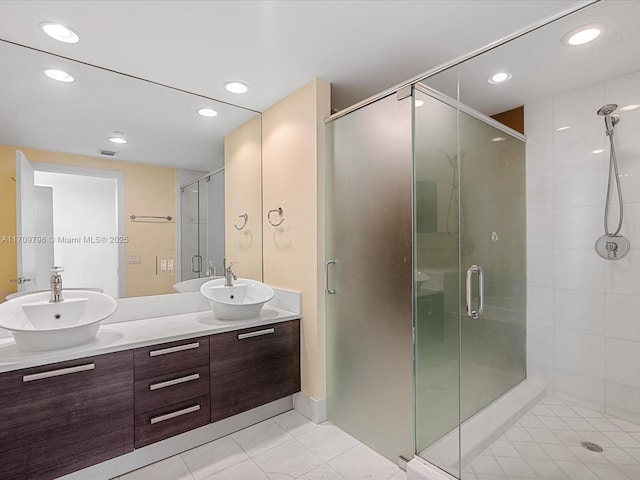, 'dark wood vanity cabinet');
133,336,211,448
0,350,134,480
210,319,301,421
0,319,301,478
